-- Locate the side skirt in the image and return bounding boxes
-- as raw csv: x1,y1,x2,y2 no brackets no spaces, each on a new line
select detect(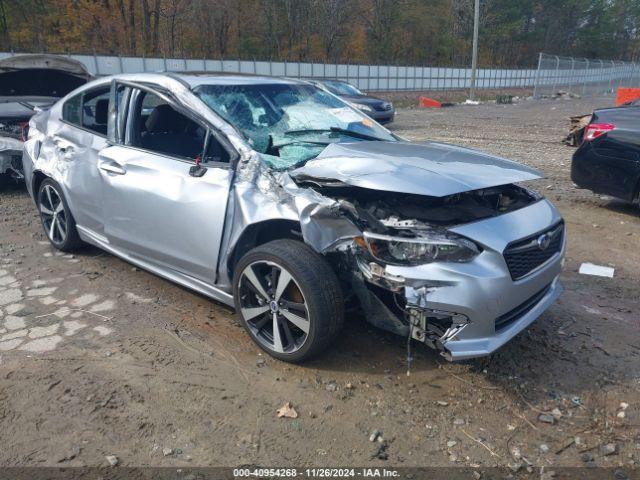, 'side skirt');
76,225,235,308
